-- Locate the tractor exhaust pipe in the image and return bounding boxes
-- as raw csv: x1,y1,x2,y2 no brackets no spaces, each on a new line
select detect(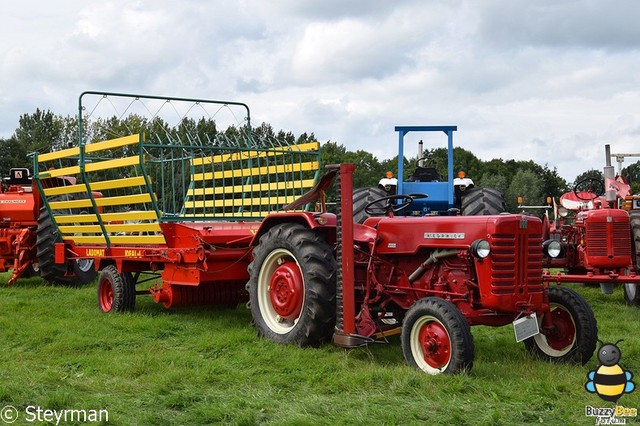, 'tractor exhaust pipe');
601,144,616,295
604,144,616,204
408,249,459,283
417,140,424,167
